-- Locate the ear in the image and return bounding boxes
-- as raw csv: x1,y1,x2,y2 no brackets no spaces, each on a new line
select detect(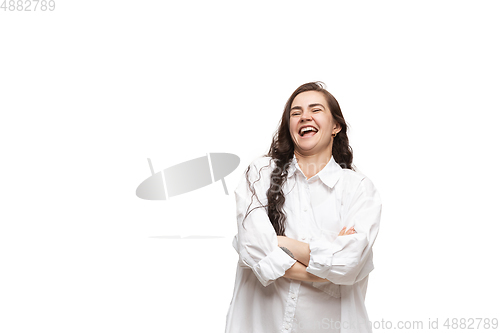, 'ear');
332,122,342,136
